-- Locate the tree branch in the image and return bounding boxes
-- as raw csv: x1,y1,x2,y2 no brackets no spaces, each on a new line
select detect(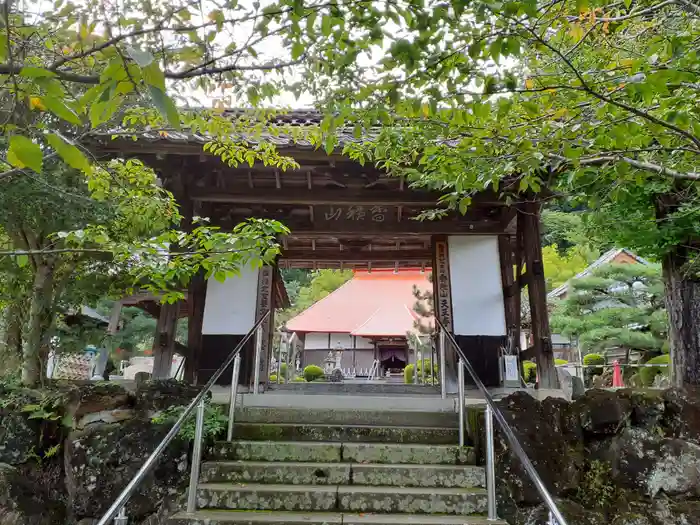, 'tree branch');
520,20,700,150
548,153,700,181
